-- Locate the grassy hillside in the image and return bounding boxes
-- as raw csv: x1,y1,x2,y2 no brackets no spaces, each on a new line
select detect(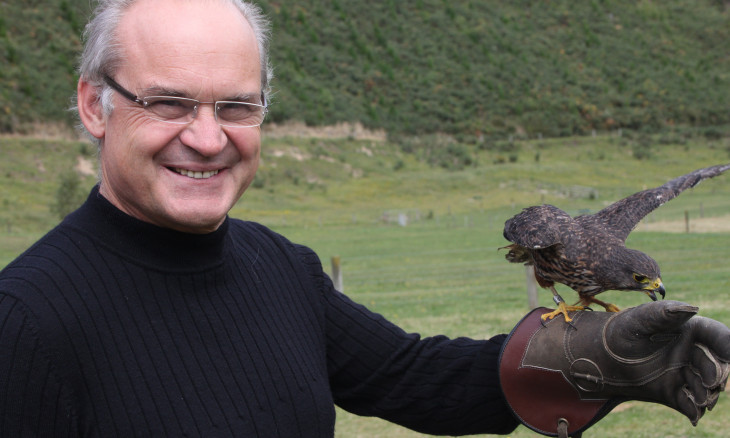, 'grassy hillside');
265,0,730,138
2,131,729,241
1,0,729,138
